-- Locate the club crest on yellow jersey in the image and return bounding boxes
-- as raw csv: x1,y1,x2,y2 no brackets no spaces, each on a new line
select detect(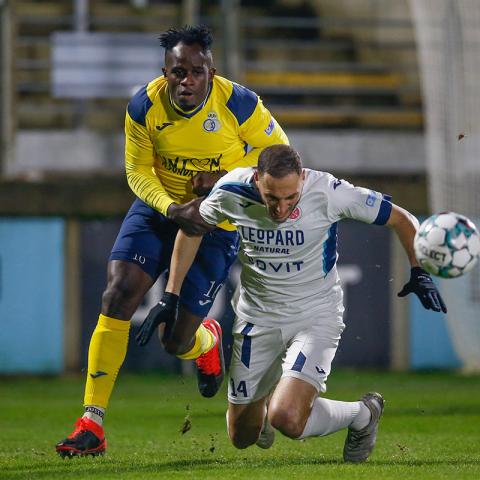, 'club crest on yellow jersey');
203,111,222,132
